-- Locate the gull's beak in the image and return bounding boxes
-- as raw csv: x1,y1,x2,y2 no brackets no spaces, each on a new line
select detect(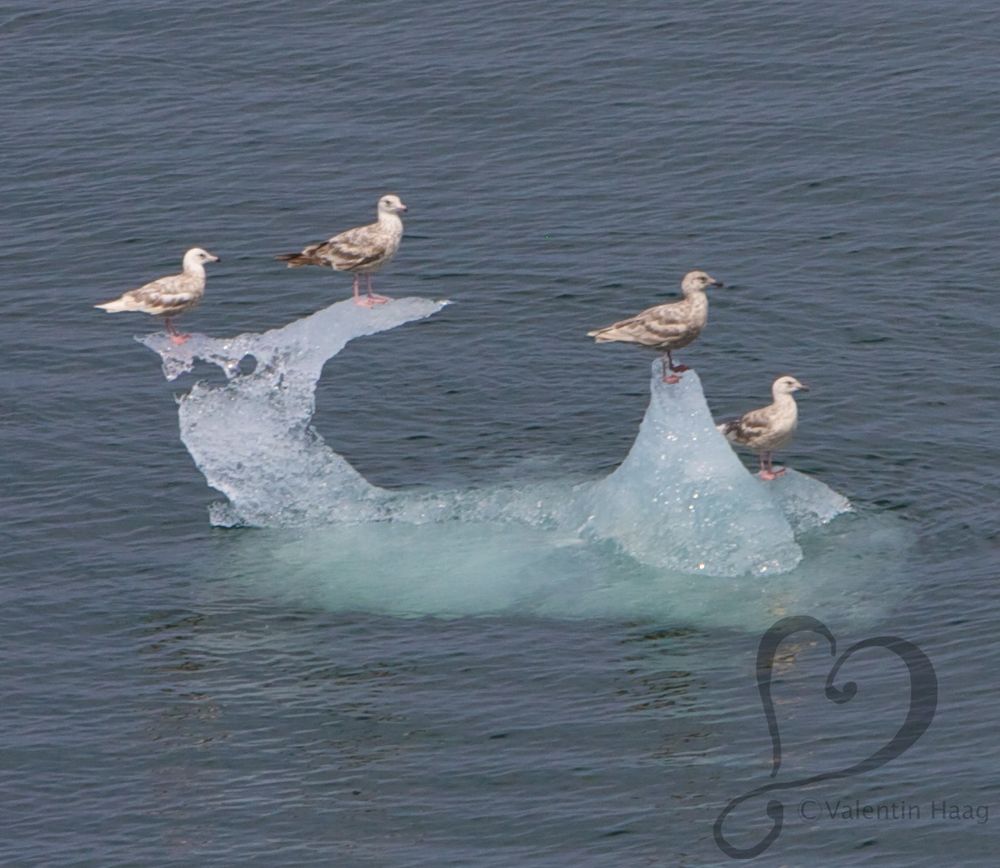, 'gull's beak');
713,279,725,288
213,255,221,263
400,204,409,213
798,382,810,391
